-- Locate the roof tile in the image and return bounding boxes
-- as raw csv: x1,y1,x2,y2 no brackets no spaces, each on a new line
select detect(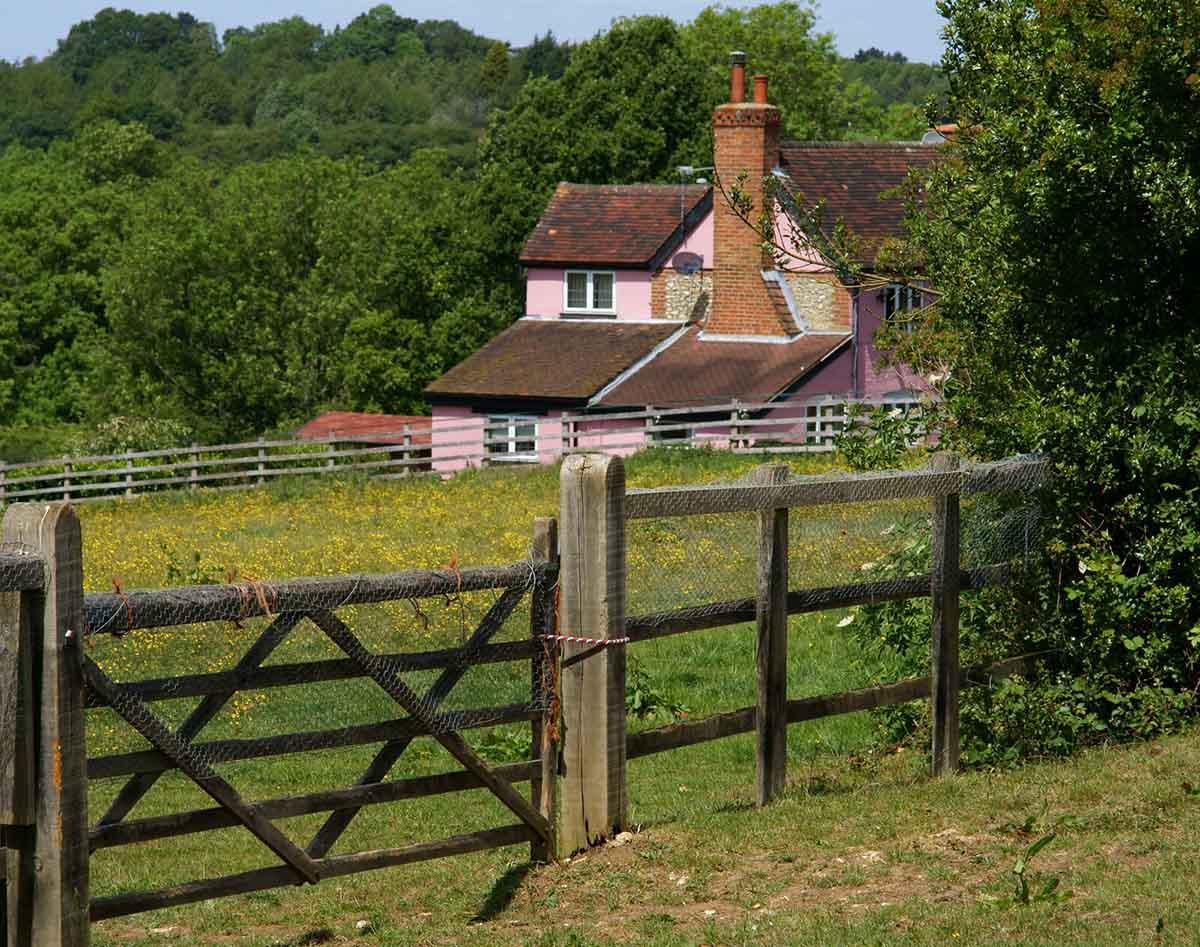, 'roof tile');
425,319,682,403
520,184,711,267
